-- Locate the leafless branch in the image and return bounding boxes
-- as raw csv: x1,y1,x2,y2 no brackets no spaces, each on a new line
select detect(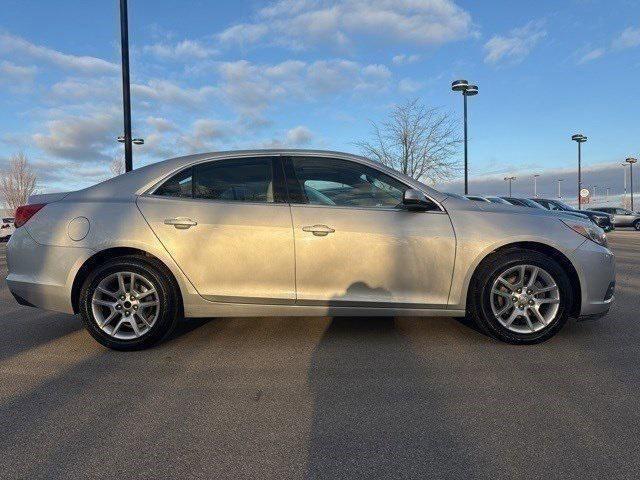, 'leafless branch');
110,157,125,177
355,98,462,184
0,152,37,212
